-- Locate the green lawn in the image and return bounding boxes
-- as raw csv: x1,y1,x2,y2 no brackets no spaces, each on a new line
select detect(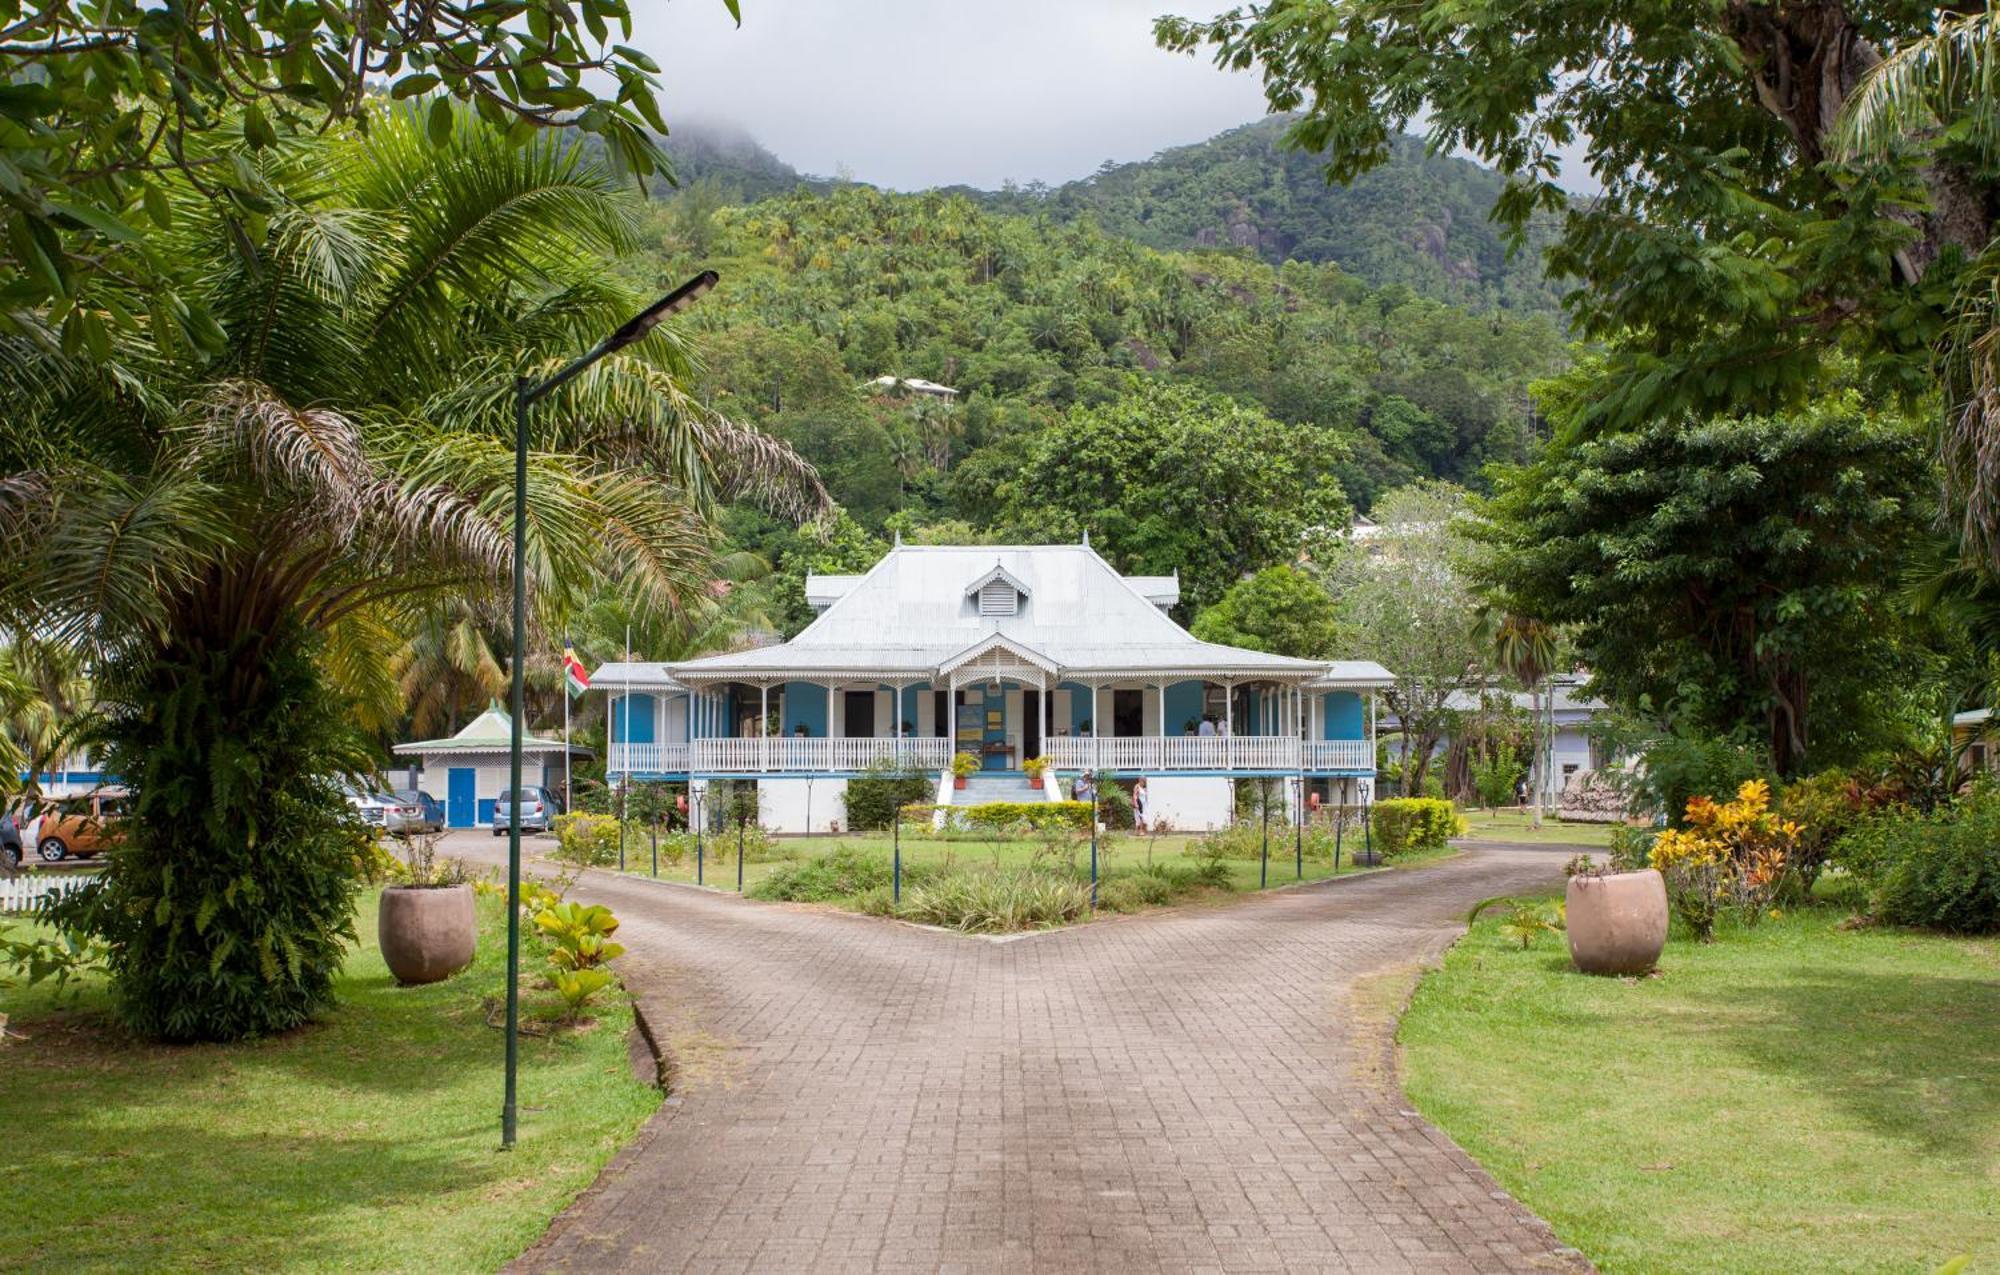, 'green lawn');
1399,902,2000,1273
0,890,659,1273
608,827,1433,902
1457,808,1619,846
